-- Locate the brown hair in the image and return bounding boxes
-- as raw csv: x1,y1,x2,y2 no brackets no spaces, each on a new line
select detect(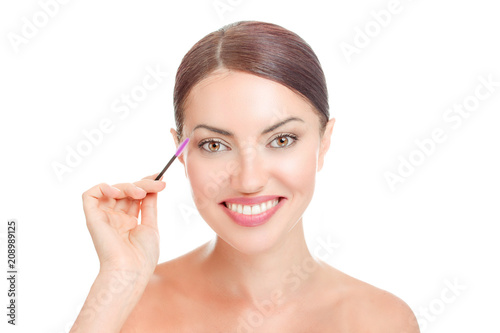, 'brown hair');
173,21,329,142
